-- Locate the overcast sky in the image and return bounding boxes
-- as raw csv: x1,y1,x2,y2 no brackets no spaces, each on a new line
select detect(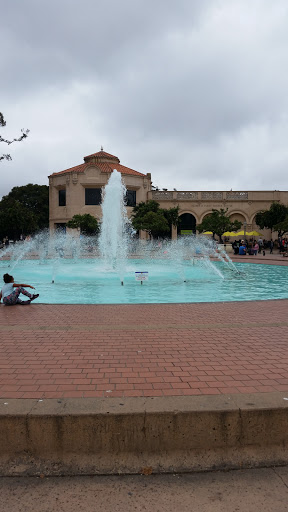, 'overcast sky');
1,0,288,198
